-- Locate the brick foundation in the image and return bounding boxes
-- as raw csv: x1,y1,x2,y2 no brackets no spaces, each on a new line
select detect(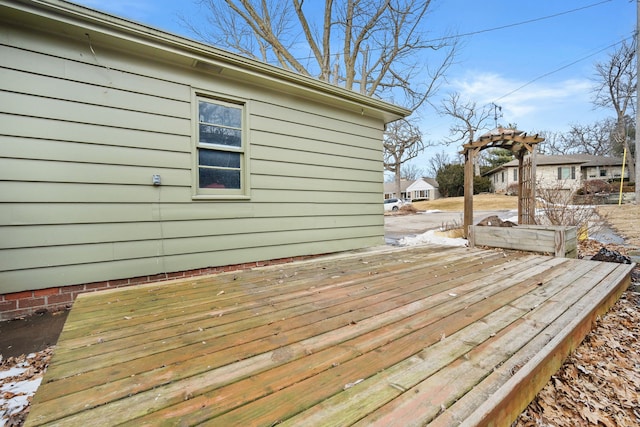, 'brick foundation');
0,255,321,321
